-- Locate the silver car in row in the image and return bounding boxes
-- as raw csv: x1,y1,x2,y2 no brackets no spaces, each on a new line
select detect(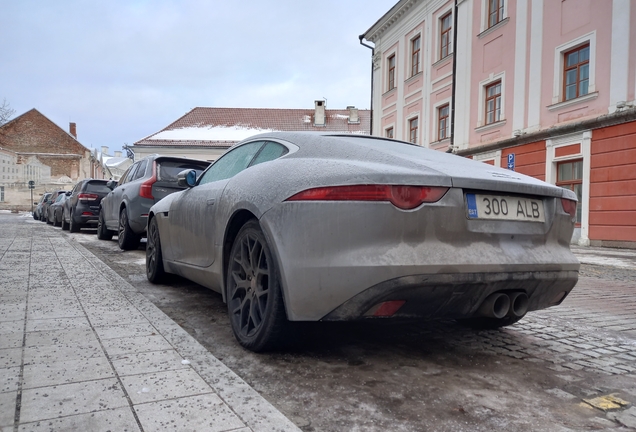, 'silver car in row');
145,132,579,352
